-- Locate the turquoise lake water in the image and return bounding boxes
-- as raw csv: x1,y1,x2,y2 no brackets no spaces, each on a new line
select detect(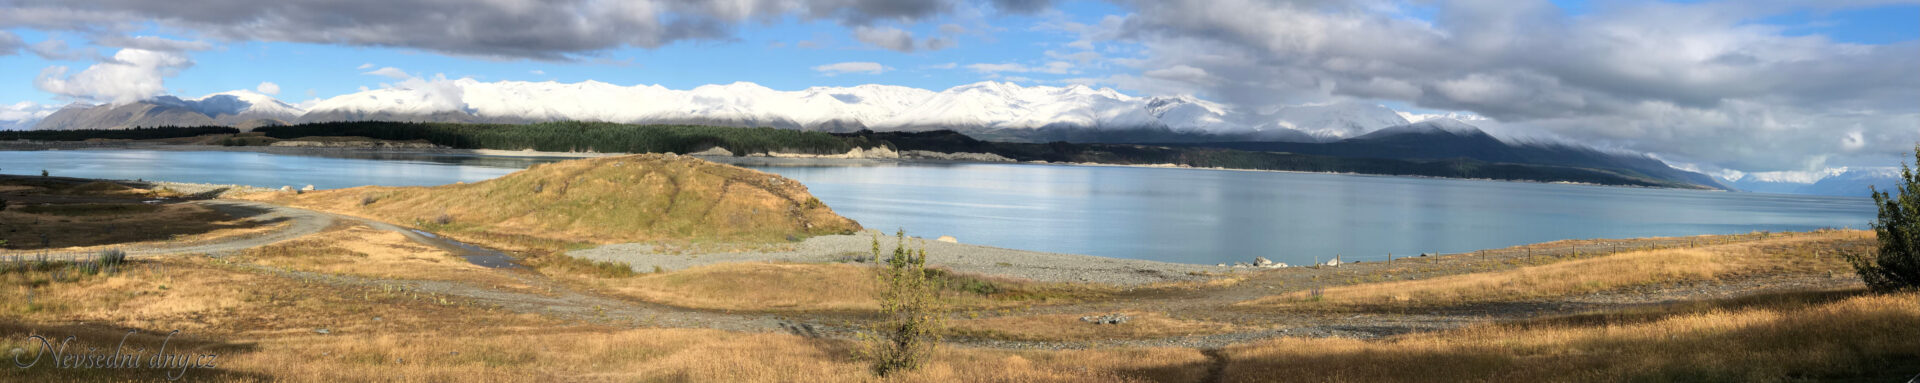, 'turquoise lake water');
0,149,1877,266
